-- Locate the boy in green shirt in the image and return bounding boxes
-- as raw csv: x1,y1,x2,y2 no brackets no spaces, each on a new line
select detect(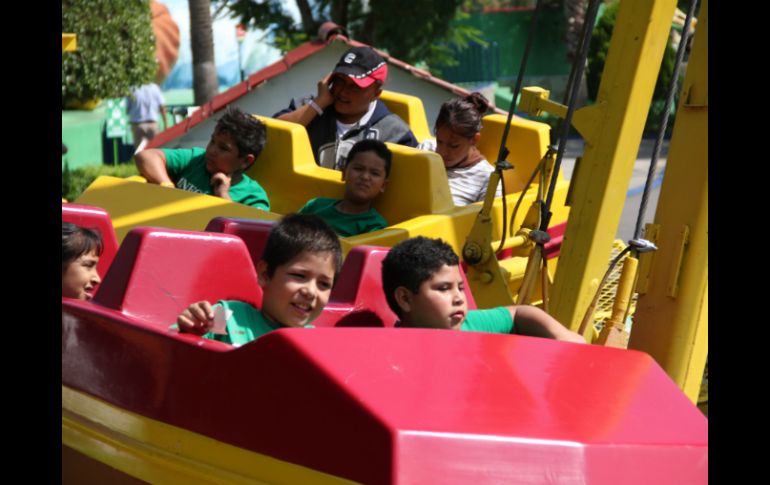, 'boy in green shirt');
381,236,586,343
298,139,389,237
135,106,270,210
176,214,342,346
